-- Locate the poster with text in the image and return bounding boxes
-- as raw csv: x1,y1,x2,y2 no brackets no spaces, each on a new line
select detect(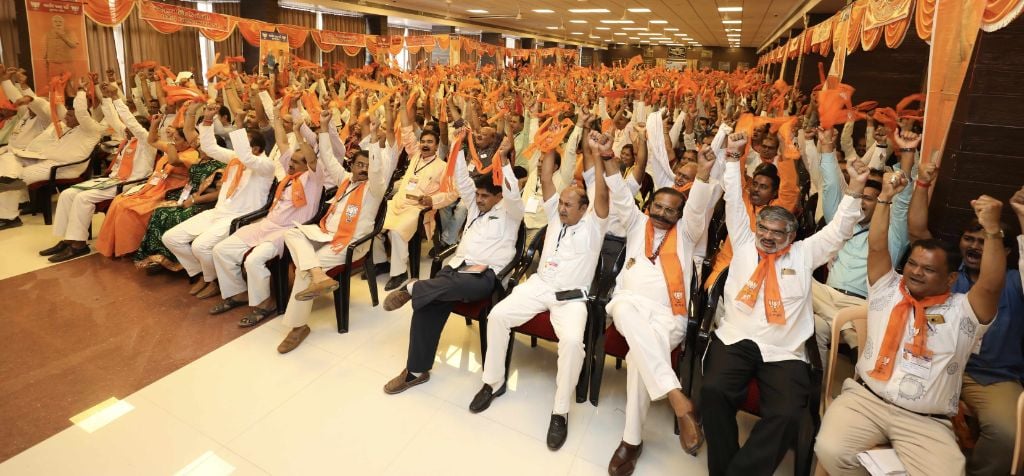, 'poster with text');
27,0,91,95
259,31,290,76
